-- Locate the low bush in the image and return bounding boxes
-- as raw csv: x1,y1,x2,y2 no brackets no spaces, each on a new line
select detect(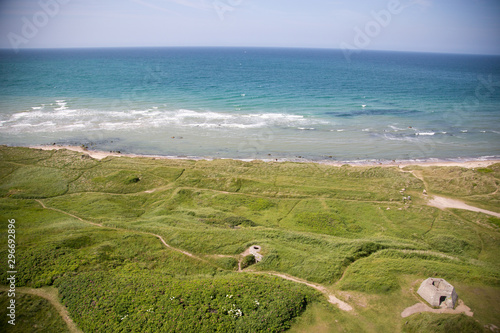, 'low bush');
55,272,318,333
224,216,256,228
241,255,256,269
